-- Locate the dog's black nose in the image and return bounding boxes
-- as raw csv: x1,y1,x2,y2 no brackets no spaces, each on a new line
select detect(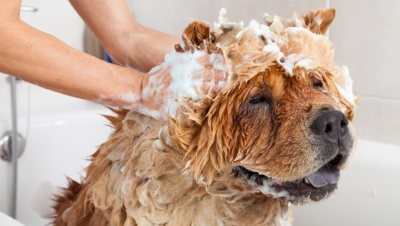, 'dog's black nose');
311,110,349,146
